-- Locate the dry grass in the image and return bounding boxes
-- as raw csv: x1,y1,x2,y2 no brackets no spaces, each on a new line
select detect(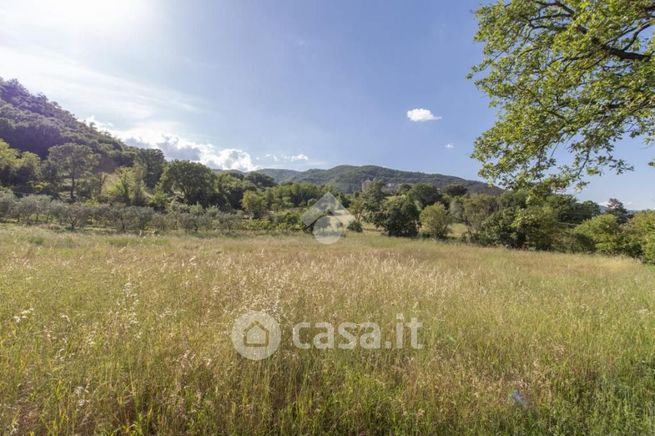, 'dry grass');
1,225,654,434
